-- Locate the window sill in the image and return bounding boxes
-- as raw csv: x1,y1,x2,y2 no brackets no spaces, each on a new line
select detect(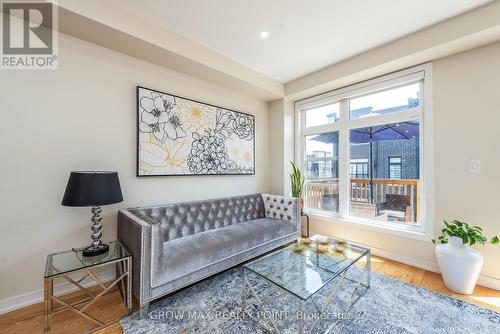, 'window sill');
305,211,432,243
